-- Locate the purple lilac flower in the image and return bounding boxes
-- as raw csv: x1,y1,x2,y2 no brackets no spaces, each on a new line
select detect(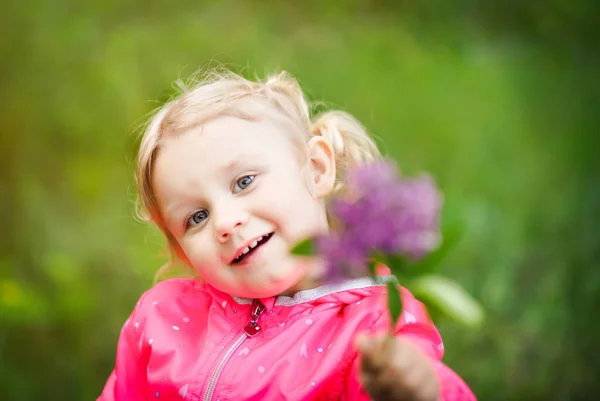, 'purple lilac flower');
322,160,443,281
315,234,367,282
